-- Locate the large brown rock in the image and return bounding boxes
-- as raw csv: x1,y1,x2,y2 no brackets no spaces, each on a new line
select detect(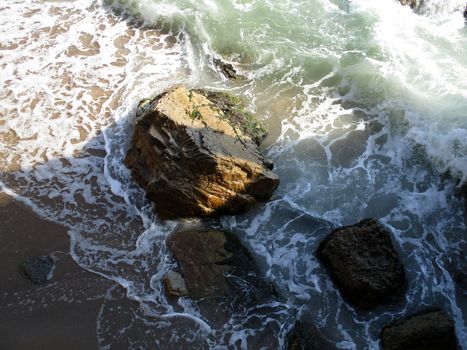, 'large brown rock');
125,86,279,219
318,219,406,309
380,310,459,350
